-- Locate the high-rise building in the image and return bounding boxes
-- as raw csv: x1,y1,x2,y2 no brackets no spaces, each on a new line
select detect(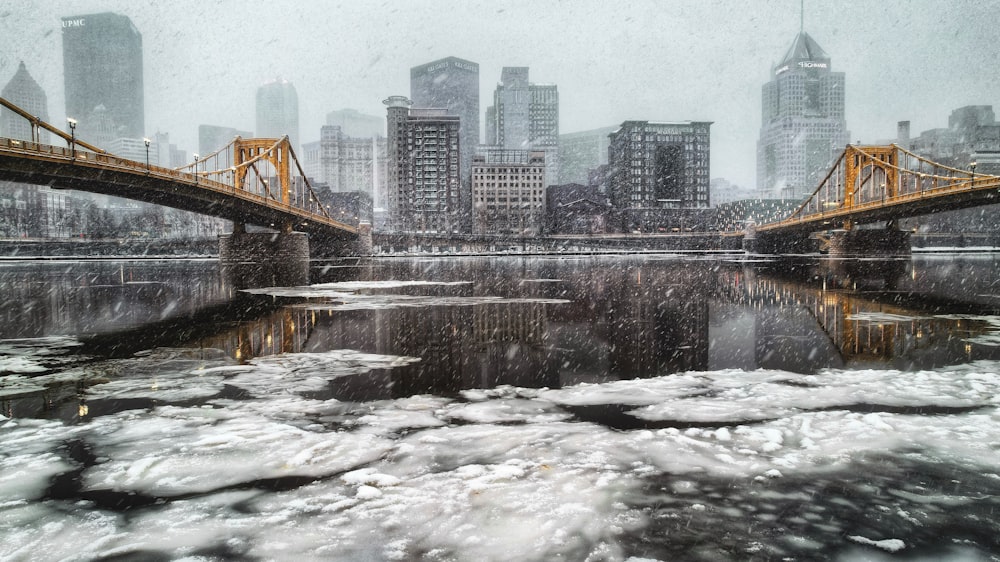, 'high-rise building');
608,120,712,231
757,31,849,200
1,62,50,144
326,109,384,138
199,124,253,157
384,95,461,233
302,125,387,201
61,12,144,146
256,79,299,152
410,57,479,187
486,67,560,184
558,126,616,185
471,149,546,235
